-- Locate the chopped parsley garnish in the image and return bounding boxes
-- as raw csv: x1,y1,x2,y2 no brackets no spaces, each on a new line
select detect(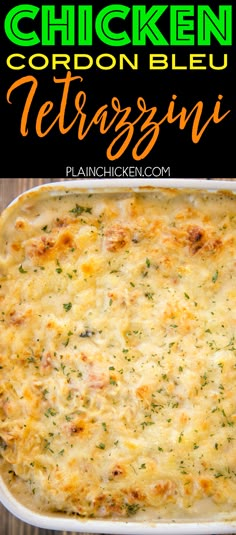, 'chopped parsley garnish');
96,443,105,450
125,503,140,516
19,264,27,273
44,408,57,418
69,204,92,216
63,302,72,312
212,270,219,283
